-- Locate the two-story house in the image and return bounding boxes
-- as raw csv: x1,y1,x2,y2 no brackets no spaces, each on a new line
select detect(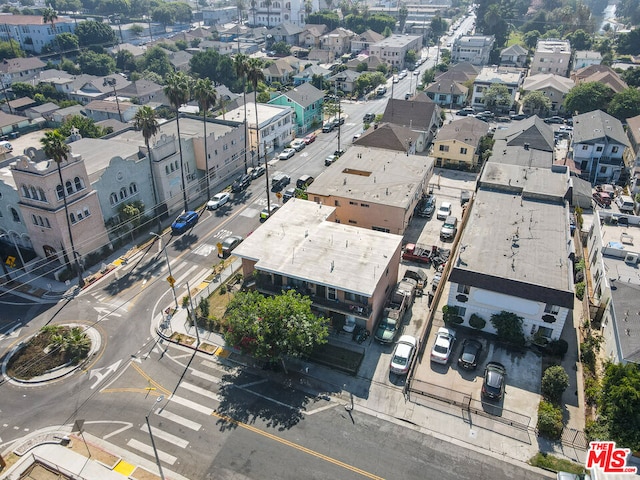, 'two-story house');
530,39,572,77
451,35,495,66
268,22,303,45
298,24,327,49
424,80,468,109
489,116,556,168
573,50,602,70
470,67,523,110
292,64,331,86
320,27,357,55
353,123,424,154
329,70,361,94
262,58,297,85
572,110,629,185
500,44,528,68
432,117,487,169
268,82,323,134
521,73,575,114
0,14,75,54
225,103,293,155
381,94,441,147
0,58,46,86
350,29,384,54
570,64,628,94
